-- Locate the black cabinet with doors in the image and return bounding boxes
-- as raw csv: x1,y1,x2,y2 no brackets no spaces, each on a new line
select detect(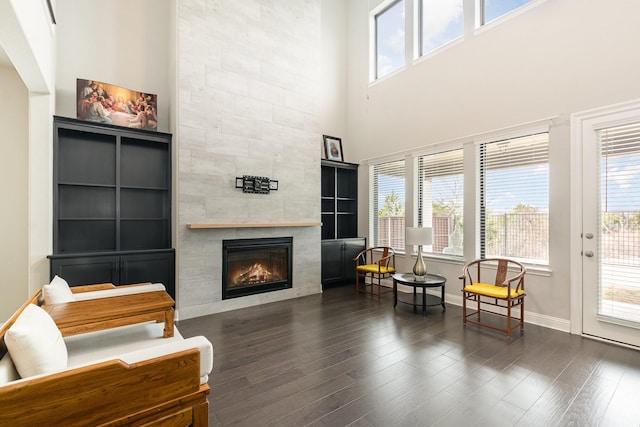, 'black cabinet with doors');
321,238,366,287
49,116,175,298
49,250,175,298
321,160,364,288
